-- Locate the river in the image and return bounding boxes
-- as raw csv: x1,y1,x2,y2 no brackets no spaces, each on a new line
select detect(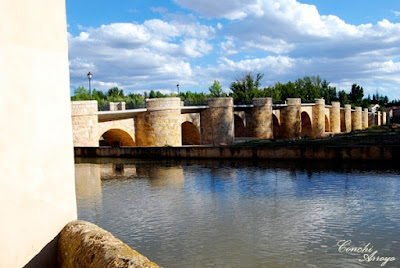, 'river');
75,158,400,268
